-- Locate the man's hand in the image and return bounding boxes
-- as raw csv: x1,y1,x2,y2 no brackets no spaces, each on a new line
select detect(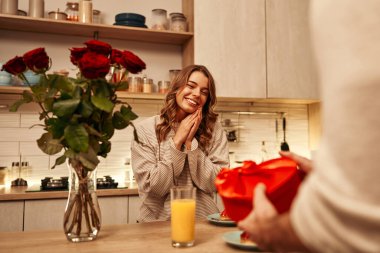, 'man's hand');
279,151,313,174
237,183,278,250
